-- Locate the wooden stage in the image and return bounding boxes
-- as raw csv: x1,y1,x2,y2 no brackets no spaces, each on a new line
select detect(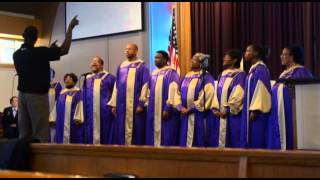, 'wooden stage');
28,144,320,178
0,170,87,178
